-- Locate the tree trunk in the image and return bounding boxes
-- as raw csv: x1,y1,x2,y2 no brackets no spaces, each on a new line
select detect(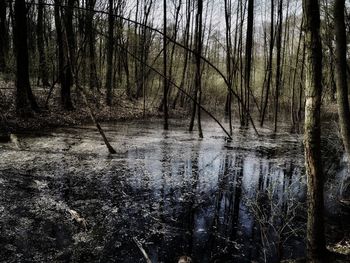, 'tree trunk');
172,0,191,109
303,0,326,260
37,0,49,86
224,0,233,135
87,0,100,91
274,0,283,132
196,0,203,138
291,18,304,130
334,0,350,157
159,0,181,111
105,0,114,106
260,0,274,127
0,0,8,73
163,0,169,130
54,0,73,110
14,0,39,116
244,0,254,126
